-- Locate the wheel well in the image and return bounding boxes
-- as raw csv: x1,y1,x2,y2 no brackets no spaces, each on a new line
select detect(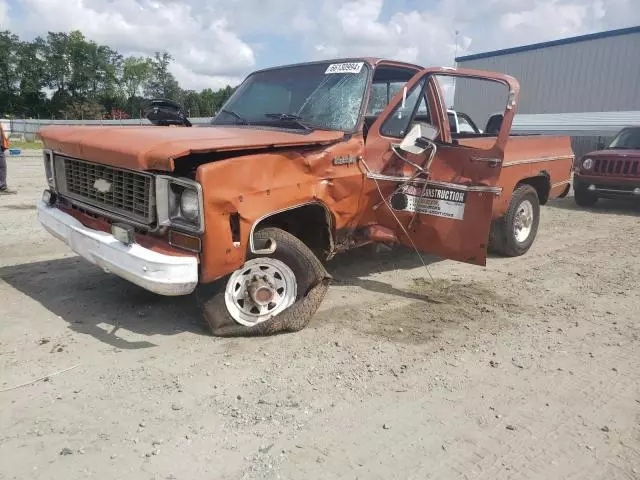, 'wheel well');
517,174,551,205
251,204,334,260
